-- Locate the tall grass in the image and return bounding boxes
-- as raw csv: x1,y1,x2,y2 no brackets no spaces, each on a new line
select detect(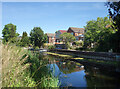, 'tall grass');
2,43,36,87
1,43,59,87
